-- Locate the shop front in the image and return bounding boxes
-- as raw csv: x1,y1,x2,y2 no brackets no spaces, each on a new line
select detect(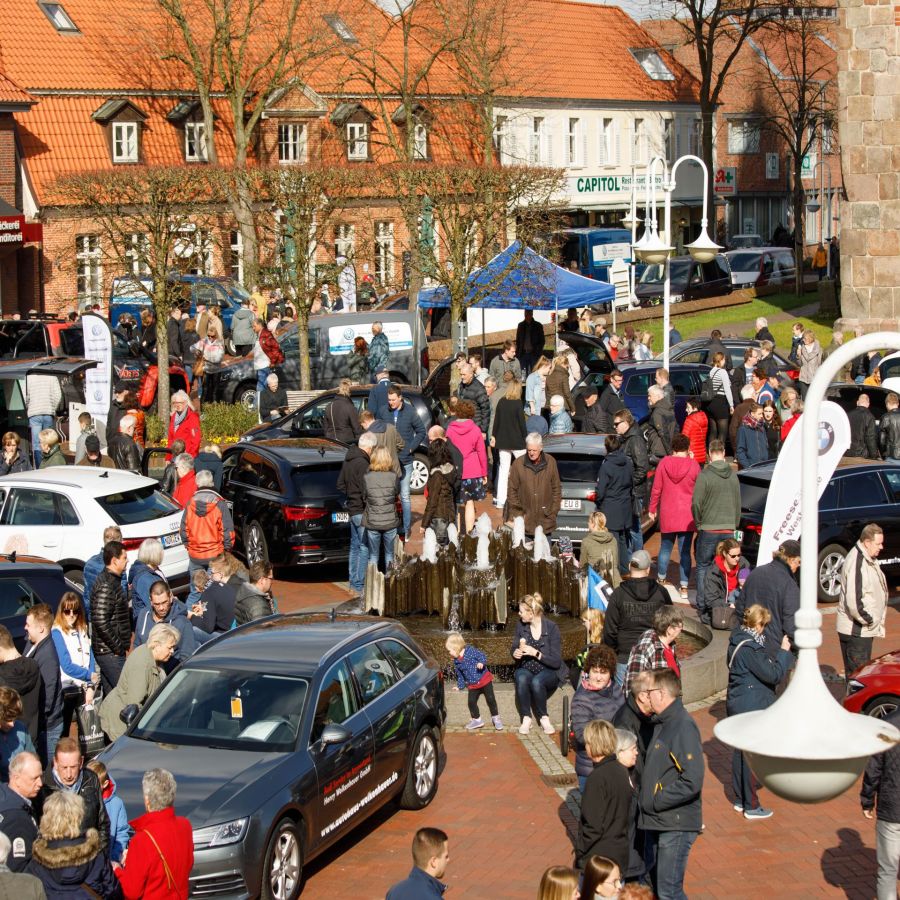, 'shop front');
0,202,43,315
